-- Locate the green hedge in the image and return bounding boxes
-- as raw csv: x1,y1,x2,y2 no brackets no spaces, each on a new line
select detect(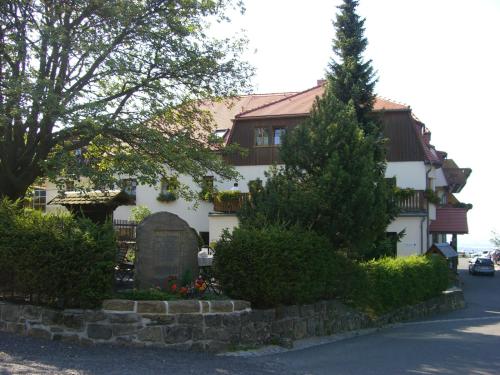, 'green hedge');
213,225,450,313
213,225,344,308
350,255,450,315
0,199,116,308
